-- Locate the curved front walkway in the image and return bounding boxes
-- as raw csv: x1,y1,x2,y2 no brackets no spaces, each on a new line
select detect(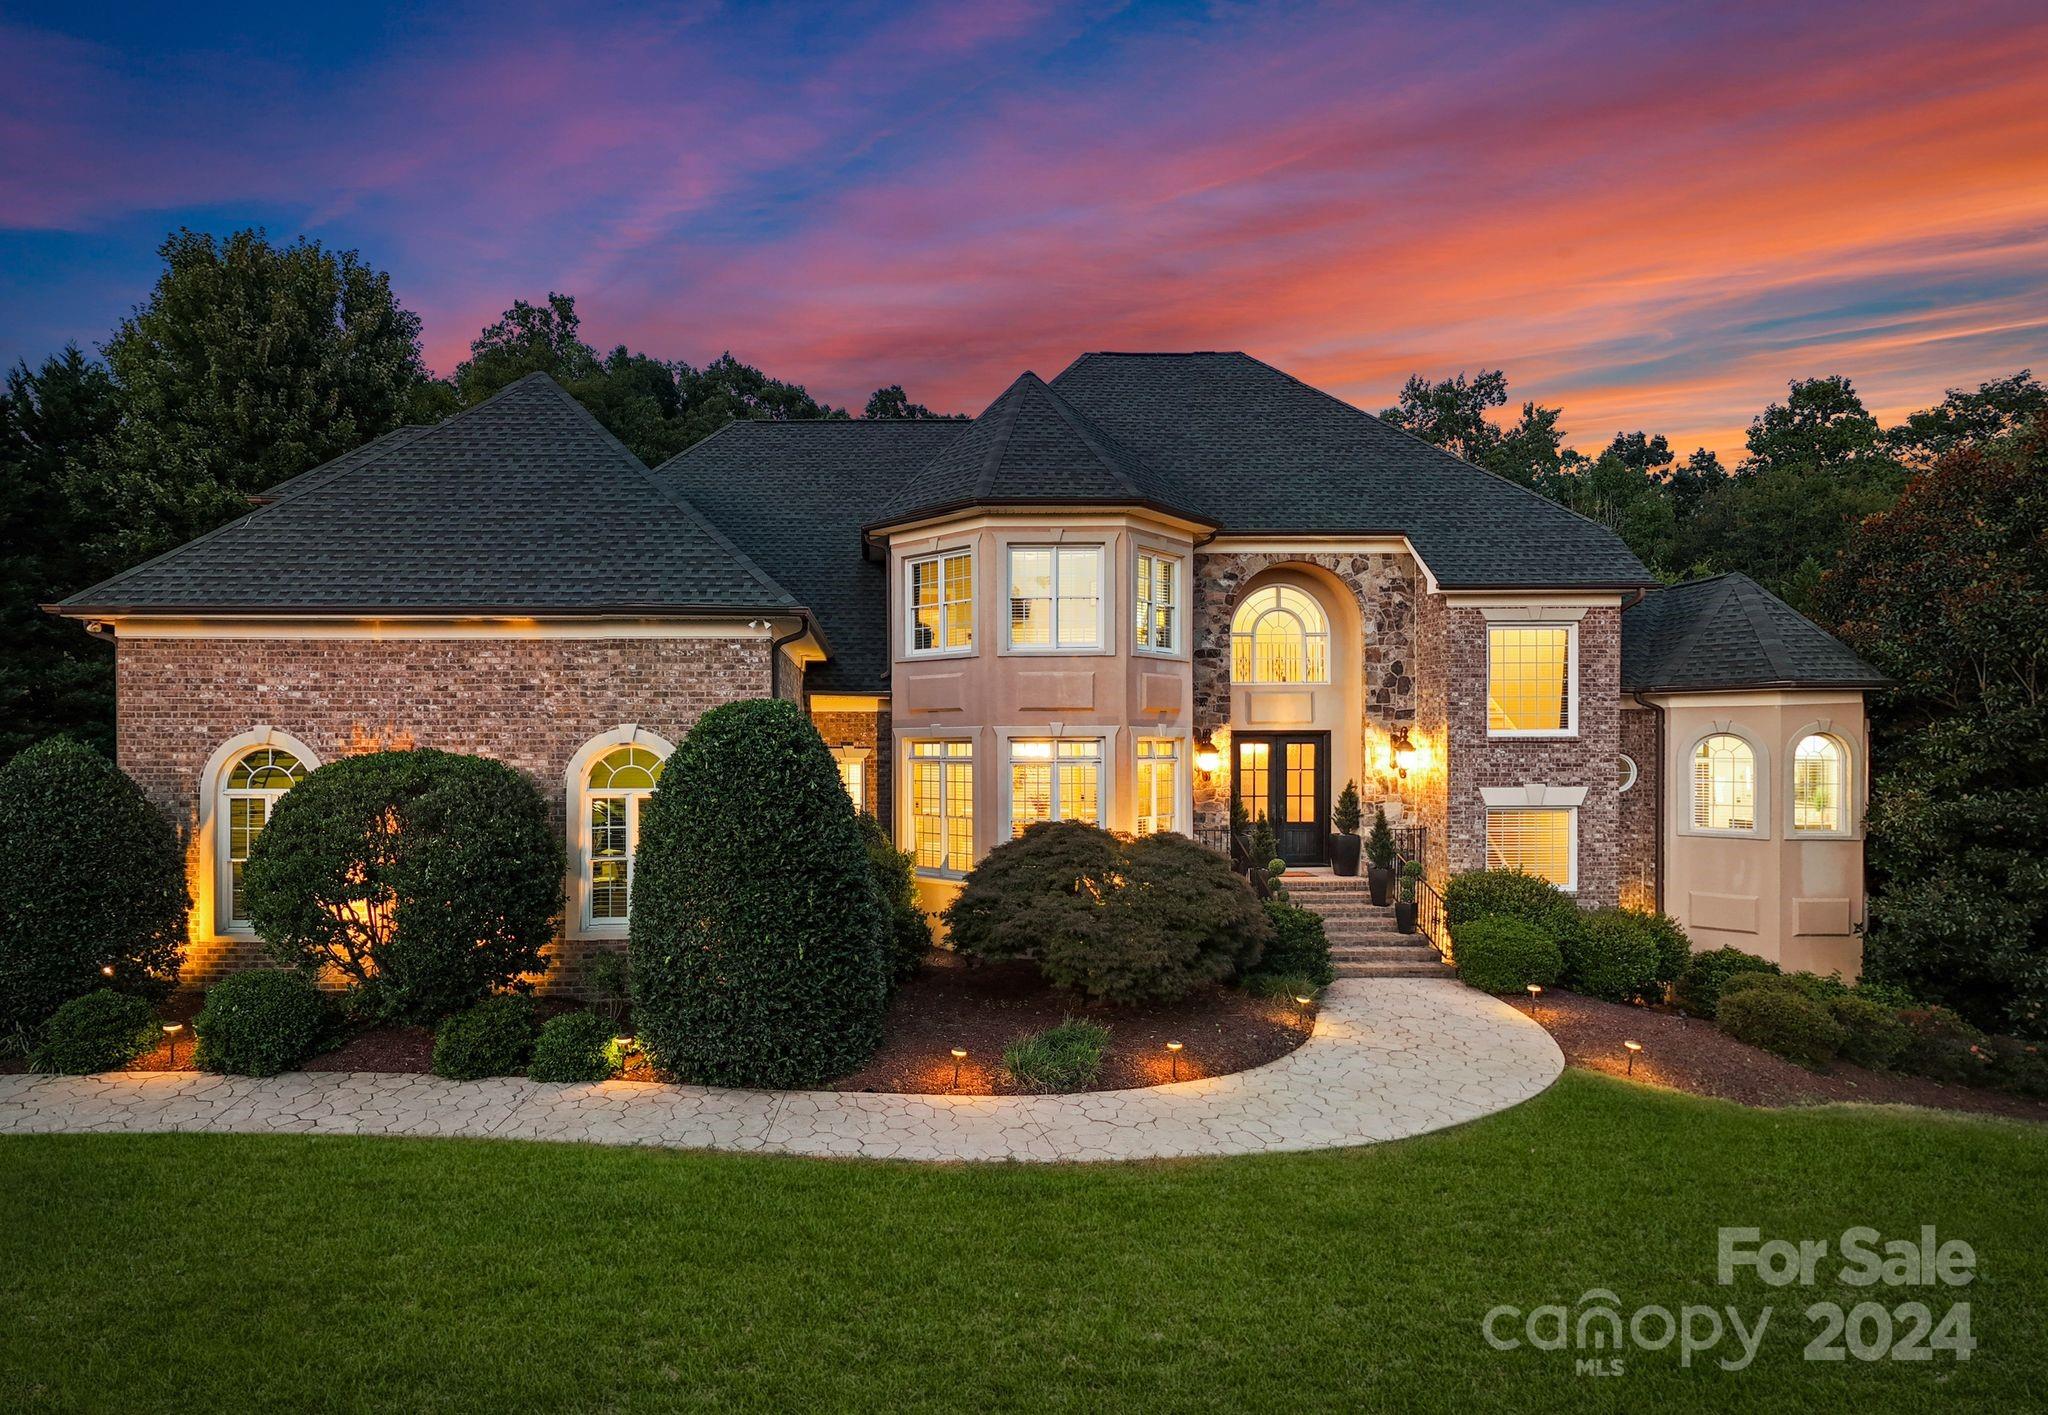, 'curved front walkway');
0,980,1561,1163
